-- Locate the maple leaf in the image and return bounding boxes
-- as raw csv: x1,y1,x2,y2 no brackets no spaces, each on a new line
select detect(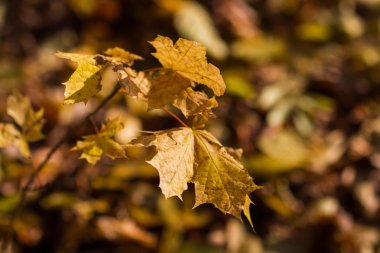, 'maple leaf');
173,88,218,117
71,118,126,164
56,52,104,104
72,118,126,164
147,69,192,109
0,93,45,157
192,130,259,217
104,47,143,66
0,123,30,157
118,67,151,100
133,127,259,218
149,35,226,96
119,65,216,116
7,93,45,142
134,127,194,198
